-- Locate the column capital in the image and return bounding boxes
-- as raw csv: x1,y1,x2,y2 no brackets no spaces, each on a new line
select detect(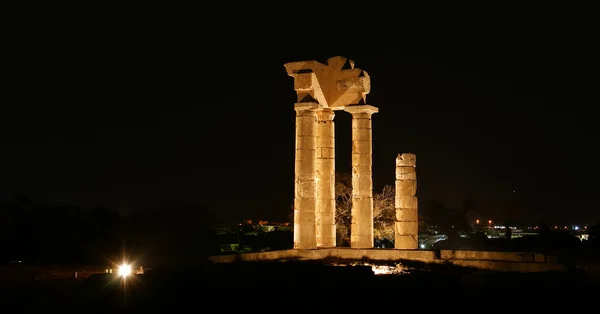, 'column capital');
294,102,324,112
345,104,379,115
315,108,335,121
